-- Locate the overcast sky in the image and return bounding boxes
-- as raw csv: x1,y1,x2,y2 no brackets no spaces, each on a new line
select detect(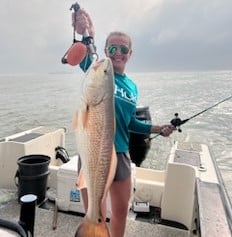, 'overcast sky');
1,0,232,74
